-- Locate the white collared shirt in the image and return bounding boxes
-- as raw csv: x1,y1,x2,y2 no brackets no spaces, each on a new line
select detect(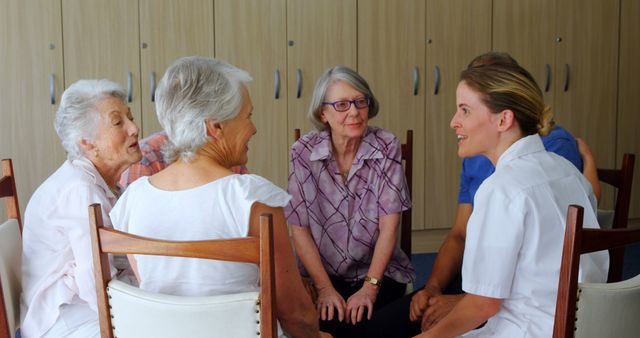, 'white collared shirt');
462,135,608,338
20,157,117,338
